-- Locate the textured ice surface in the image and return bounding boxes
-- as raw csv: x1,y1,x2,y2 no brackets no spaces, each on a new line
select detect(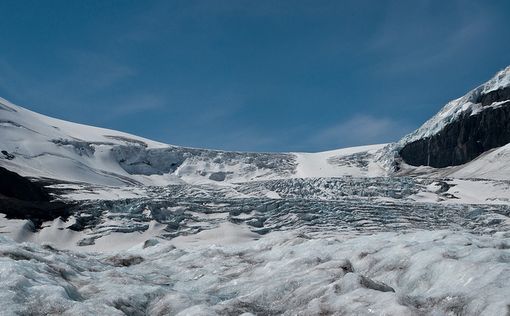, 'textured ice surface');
0,229,509,315
1,175,509,315
2,177,508,251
